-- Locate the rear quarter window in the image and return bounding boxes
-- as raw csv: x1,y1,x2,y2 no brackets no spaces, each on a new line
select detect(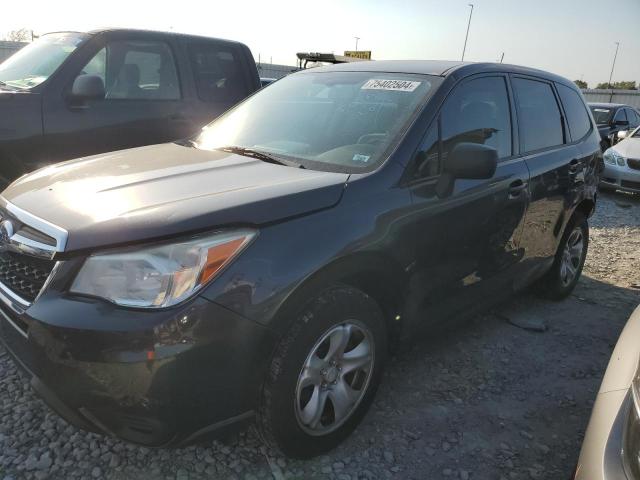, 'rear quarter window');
188,42,250,105
556,83,592,141
512,78,564,153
